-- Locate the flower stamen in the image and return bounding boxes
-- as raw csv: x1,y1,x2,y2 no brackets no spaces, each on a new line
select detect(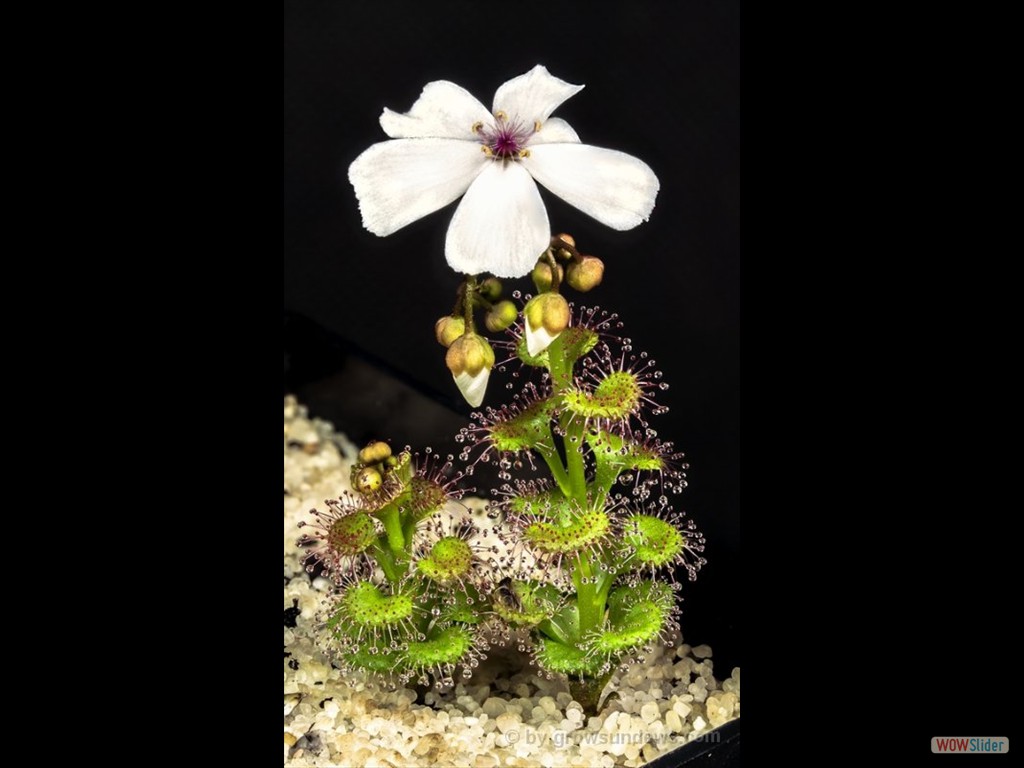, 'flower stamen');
478,112,536,162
